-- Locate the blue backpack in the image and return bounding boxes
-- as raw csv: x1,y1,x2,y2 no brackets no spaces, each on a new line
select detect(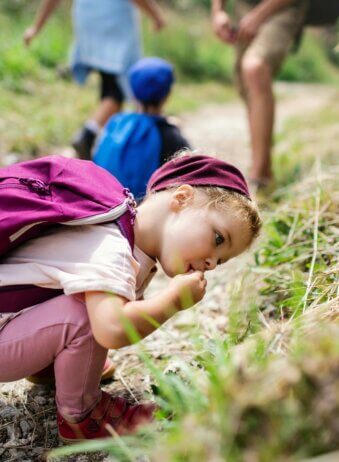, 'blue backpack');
93,113,162,200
